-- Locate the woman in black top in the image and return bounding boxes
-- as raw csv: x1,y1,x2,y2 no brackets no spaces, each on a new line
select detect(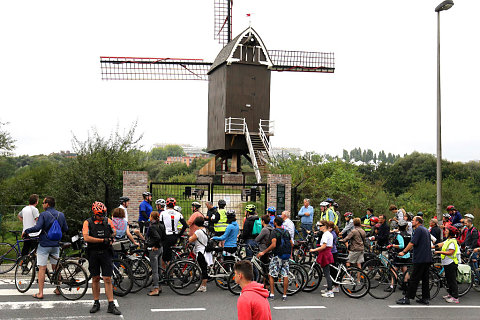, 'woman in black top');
146,211,166,296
